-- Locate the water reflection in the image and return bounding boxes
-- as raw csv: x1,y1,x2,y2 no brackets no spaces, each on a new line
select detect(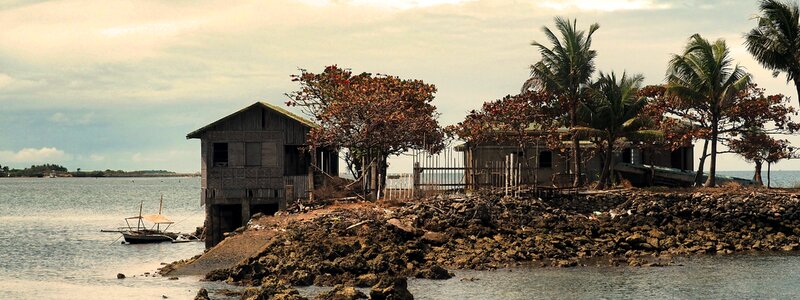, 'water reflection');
408,254,800,299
